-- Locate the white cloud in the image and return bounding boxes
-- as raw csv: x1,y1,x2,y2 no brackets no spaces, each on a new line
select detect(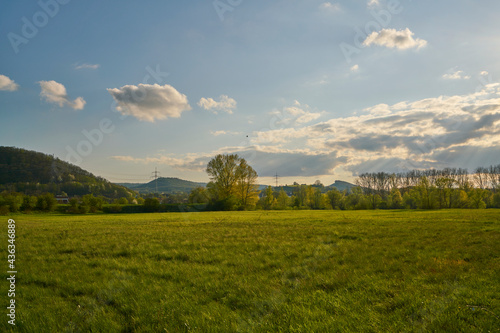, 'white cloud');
367,0,380,7
320,2,340,12
211,130,241,136
107,83,191,122
198,95,237,114
480,71,489,76
442,70,471,80
0,74,19,91
75,63,100,70
270,100,324,127
350,64,359,72
38,80,86,110
363,28,427,50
